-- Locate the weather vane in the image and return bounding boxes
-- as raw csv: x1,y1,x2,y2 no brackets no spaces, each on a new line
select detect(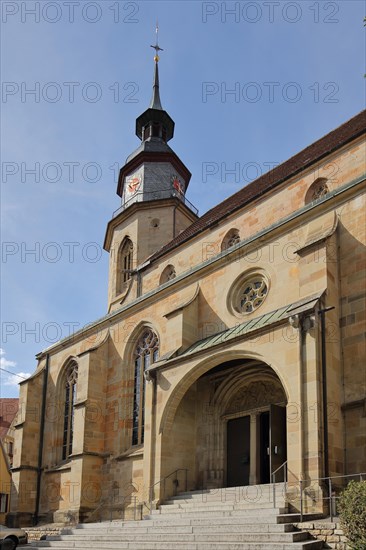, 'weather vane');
150,21,163,62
